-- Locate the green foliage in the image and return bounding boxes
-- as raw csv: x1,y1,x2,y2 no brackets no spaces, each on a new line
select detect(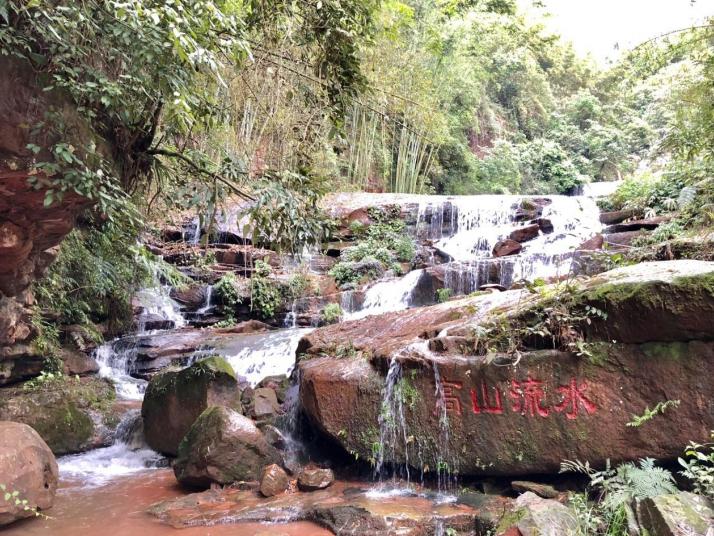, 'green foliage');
328,262,362,287
436,288,453,303
626,399,681,427
250,260,281,319
213,273,244,321
395,371,420,409
679,431,714,499
320,303,343,324
246,172,335,254
330,208,415,287
0,483,45,519
563,458,677,535
33,218,157,338
283,273,312,301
